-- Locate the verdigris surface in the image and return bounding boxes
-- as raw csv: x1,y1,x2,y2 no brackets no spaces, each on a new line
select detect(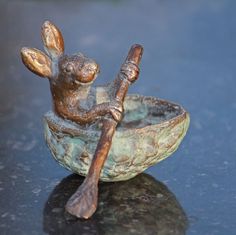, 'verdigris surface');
44,95,190,182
